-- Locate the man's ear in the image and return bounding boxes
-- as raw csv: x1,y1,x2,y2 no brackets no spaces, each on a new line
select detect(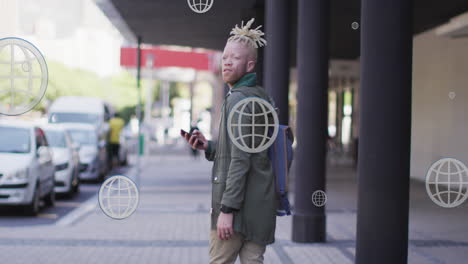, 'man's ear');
247,60,256,73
